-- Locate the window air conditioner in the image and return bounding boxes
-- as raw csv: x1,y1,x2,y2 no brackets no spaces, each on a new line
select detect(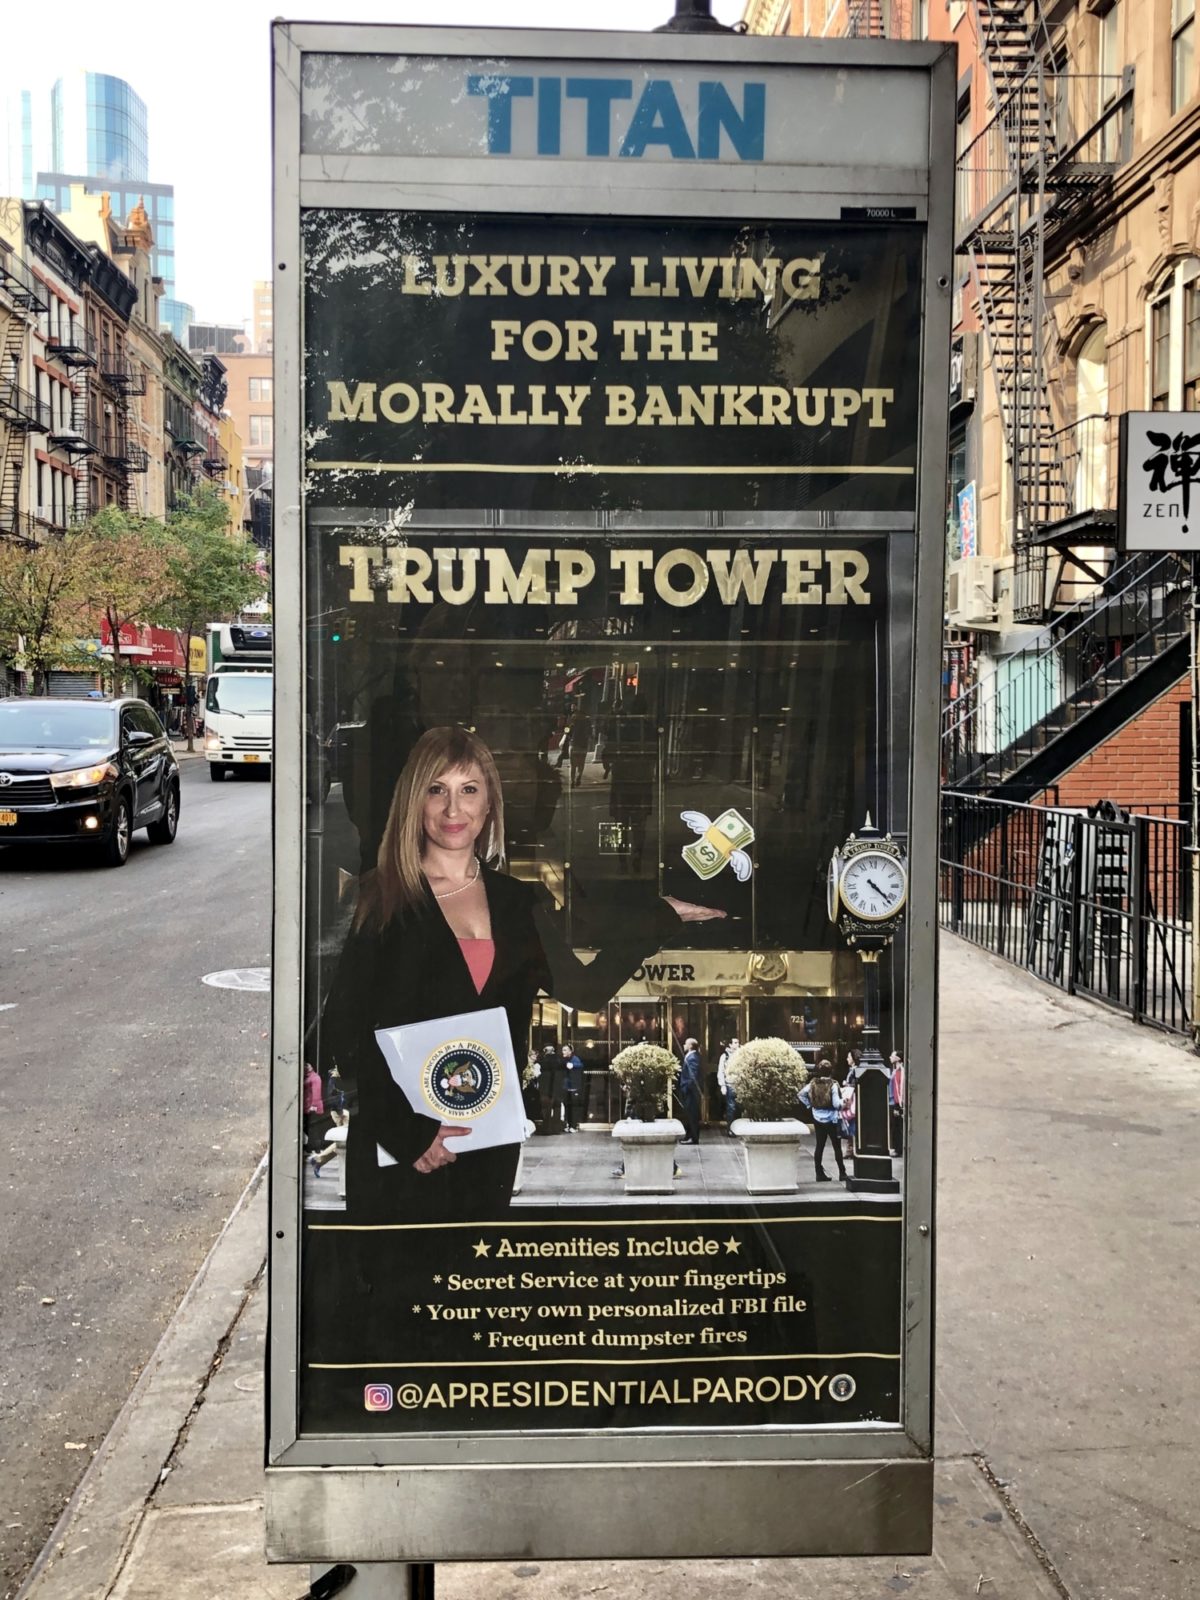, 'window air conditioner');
945,556,997,626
